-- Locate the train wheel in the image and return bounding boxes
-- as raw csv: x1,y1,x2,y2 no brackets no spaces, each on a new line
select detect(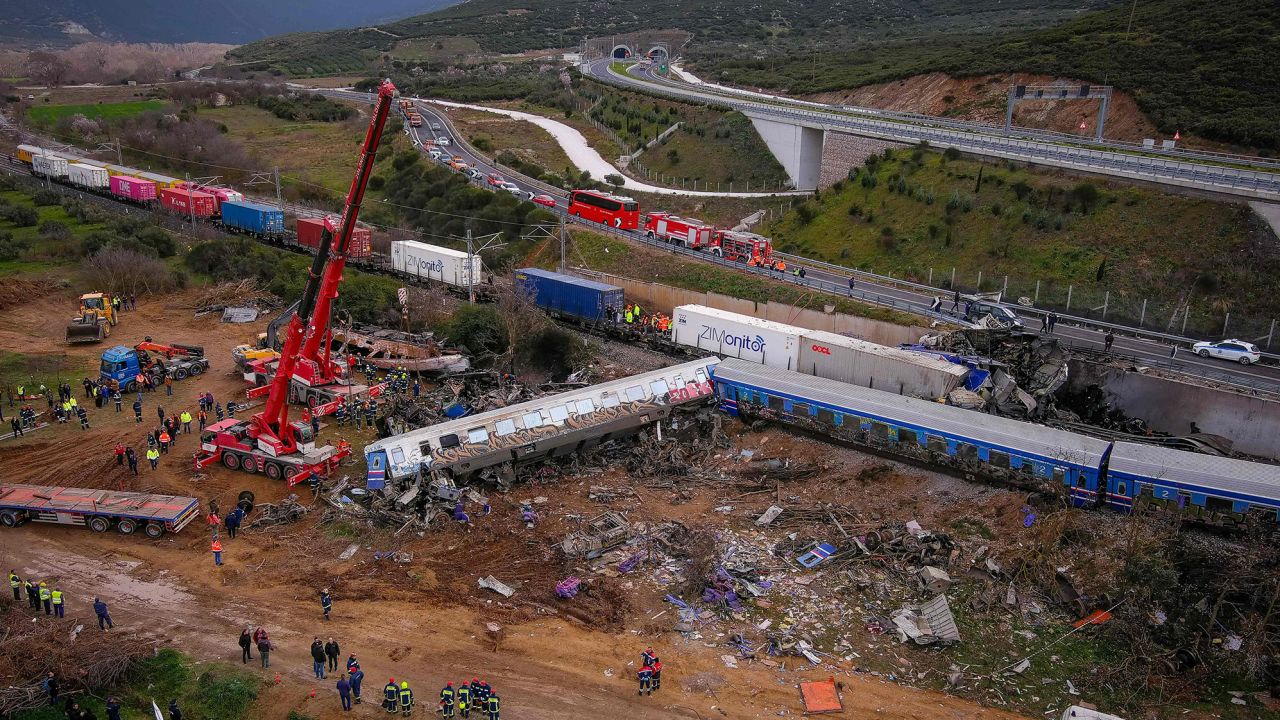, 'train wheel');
143,522,165,539
0,510,18,527
117,518,137,535
189,364,204,376
222,452,241,471
237,490,255,515
88,516,111,533
240,456,258,474
264,463,282,481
